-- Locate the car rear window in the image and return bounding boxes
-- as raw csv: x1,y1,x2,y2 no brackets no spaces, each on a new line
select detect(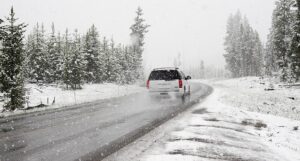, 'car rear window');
149,70,181,80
